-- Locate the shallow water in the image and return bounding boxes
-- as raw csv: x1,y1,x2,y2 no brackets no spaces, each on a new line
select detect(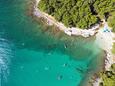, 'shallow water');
0,0,105,86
